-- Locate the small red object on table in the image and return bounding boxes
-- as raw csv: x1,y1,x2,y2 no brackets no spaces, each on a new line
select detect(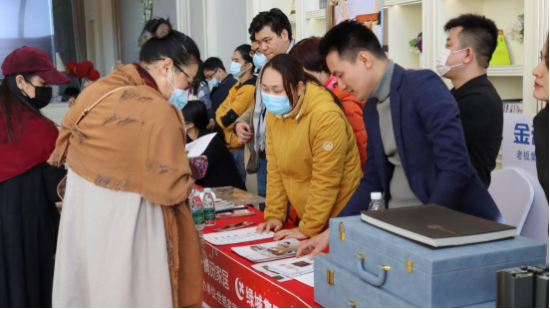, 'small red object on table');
201,206,322,308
